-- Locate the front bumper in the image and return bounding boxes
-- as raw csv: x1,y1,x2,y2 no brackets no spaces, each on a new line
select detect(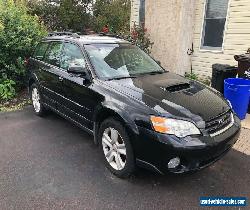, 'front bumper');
134,115,241,174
